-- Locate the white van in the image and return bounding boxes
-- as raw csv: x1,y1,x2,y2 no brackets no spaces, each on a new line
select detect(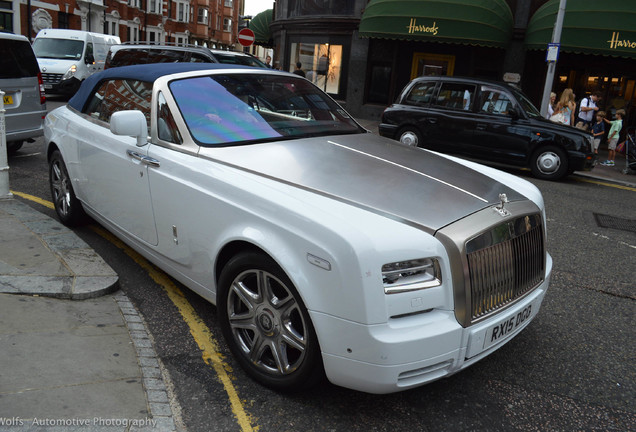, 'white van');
32,29,120,95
